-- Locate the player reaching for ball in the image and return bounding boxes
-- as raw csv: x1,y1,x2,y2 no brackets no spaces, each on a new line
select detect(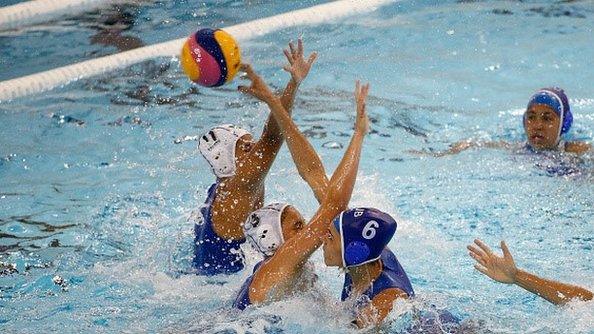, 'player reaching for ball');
190,38,318,276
